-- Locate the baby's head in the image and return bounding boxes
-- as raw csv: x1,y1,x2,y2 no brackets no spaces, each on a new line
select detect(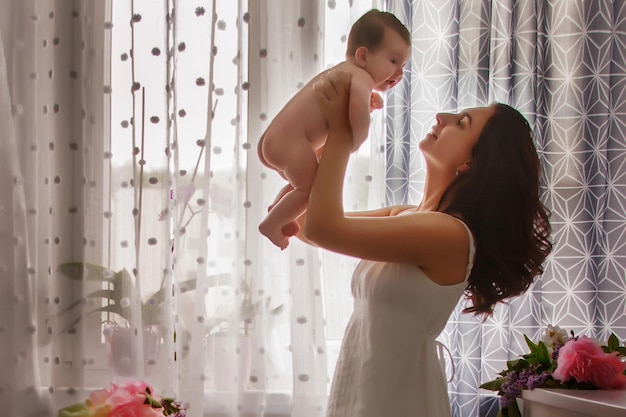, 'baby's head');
346,10,411,91
346,10,410,57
